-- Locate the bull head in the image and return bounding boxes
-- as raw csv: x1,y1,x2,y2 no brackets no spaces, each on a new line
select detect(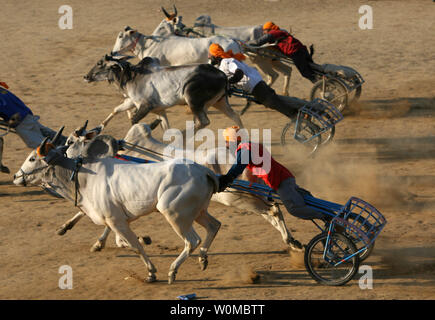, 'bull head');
13,127,68,187
84,54,133,82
